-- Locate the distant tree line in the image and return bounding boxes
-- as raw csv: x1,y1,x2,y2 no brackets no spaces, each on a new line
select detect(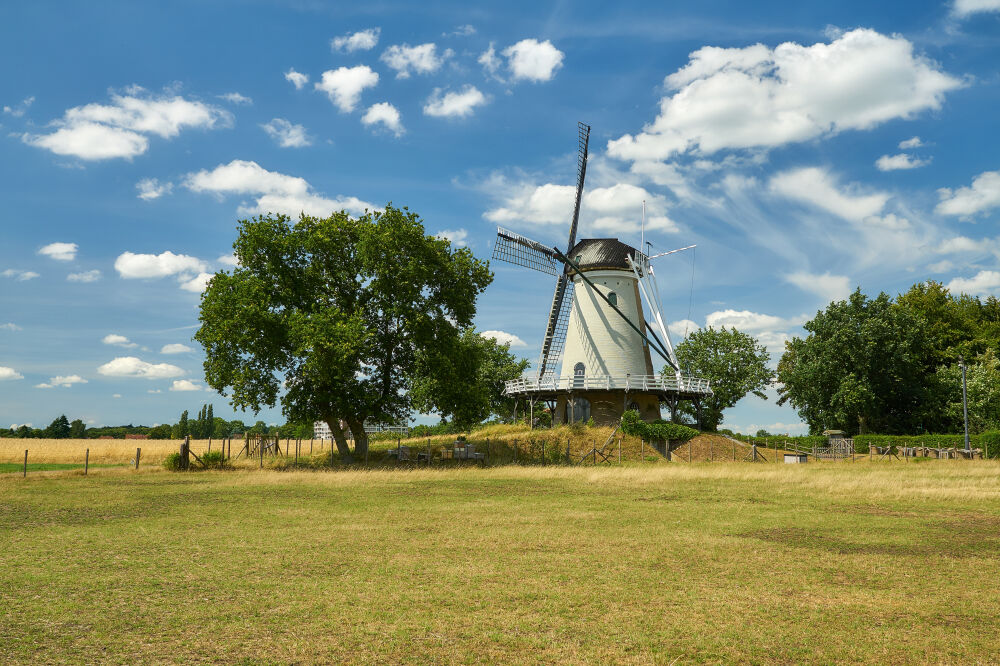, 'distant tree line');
778,282,1000,435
